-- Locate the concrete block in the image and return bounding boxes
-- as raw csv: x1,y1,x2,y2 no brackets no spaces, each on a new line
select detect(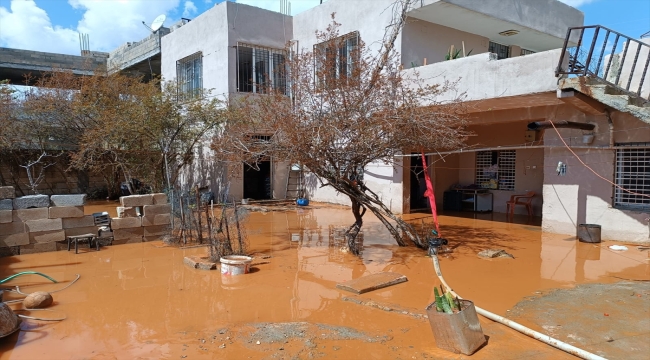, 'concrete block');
0,199,14,210
50,194,86,207
20,242,57,254
143,225,170,237
49,206,85,219
25,218,63,232
111,217,141,229
13,195,50,209
62,216,95,229
30,230,66,244
0,210,12,224
0,222,25,235
64,226,99,237
13,208,49,222
0,186,15,199
0,246,21,257
142,214,171,227
143,204,171,216
113,227,144,241
152,193,168,204
120,194,153,207
0,233,29,247
117,206,139,218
